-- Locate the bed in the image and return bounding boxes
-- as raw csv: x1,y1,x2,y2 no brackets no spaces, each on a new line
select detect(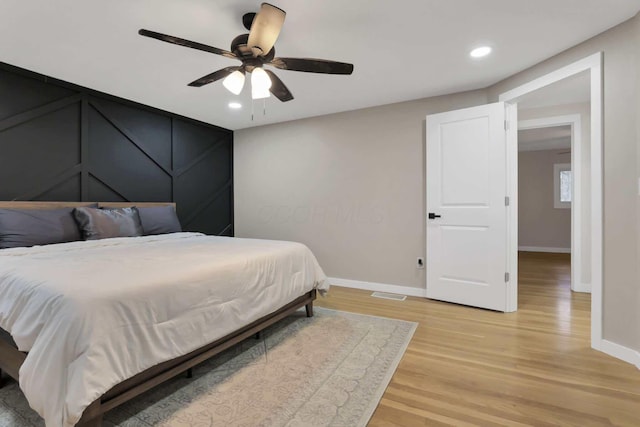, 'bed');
0,201,328,427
